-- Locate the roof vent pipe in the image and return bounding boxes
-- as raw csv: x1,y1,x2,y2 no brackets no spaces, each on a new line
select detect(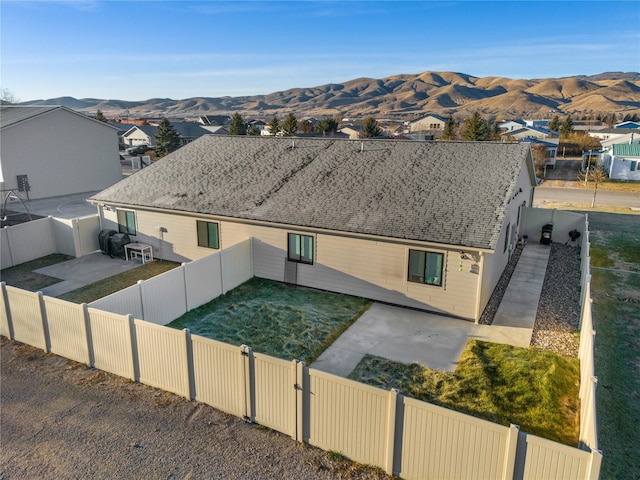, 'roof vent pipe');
292,140,295,149
361,142,364,152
